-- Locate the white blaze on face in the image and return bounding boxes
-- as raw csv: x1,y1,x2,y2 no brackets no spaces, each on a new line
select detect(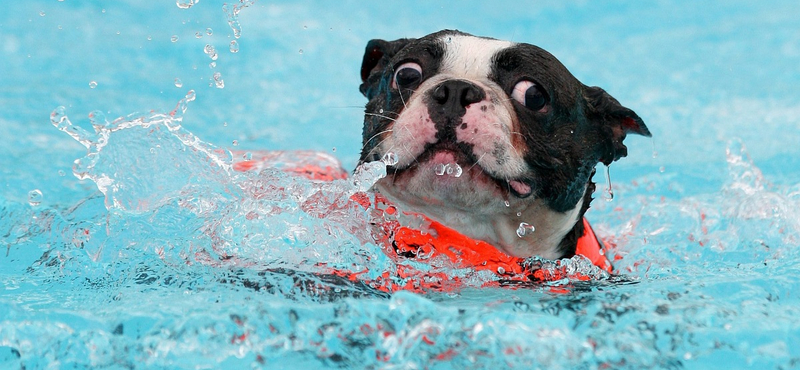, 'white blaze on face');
438,34,512,79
